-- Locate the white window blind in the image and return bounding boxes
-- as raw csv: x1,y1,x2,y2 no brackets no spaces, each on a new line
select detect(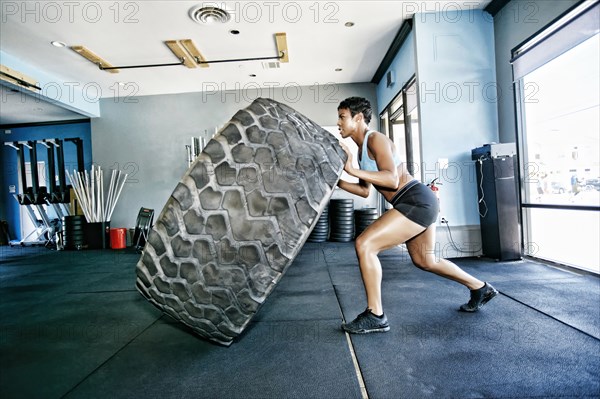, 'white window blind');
511,1,599,81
